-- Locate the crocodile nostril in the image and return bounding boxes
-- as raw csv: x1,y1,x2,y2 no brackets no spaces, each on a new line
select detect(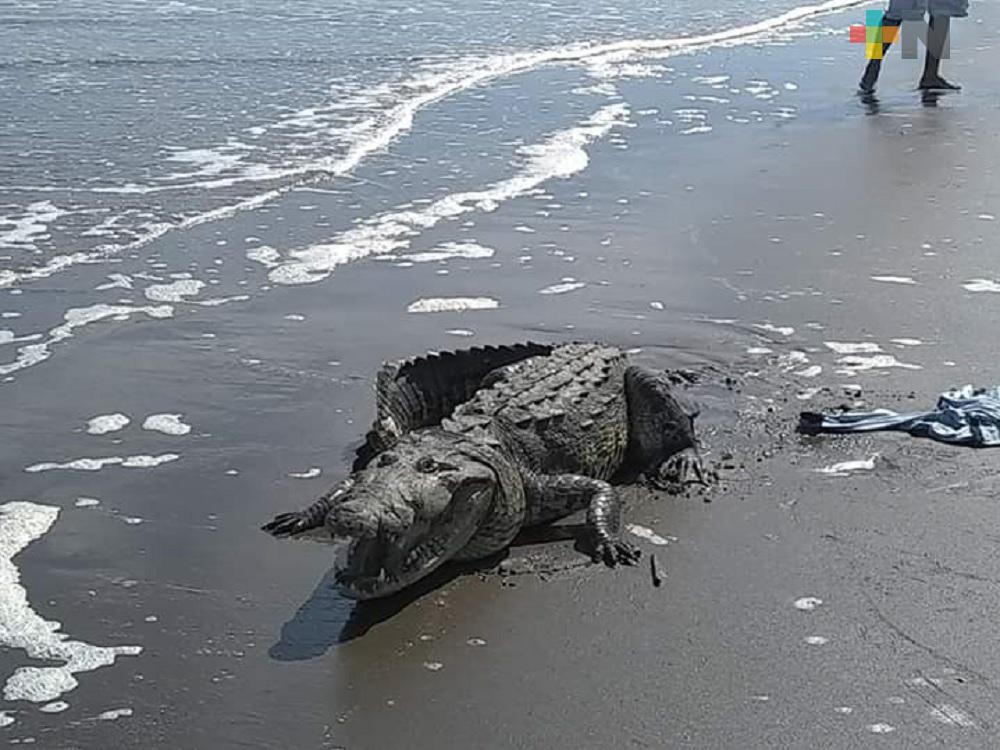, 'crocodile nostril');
377,452,398,467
